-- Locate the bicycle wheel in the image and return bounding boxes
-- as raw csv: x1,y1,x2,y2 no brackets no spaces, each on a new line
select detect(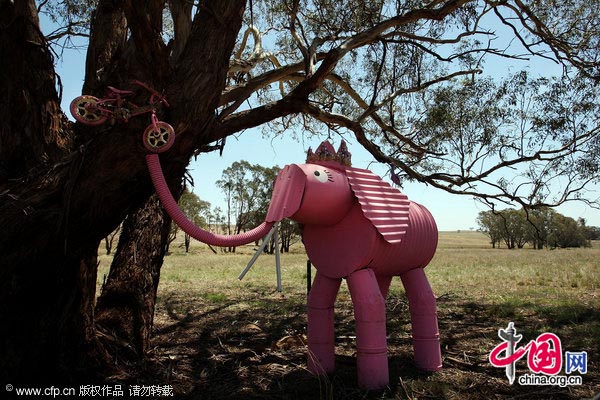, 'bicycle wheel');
142,121,175,153
70,96,108,125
